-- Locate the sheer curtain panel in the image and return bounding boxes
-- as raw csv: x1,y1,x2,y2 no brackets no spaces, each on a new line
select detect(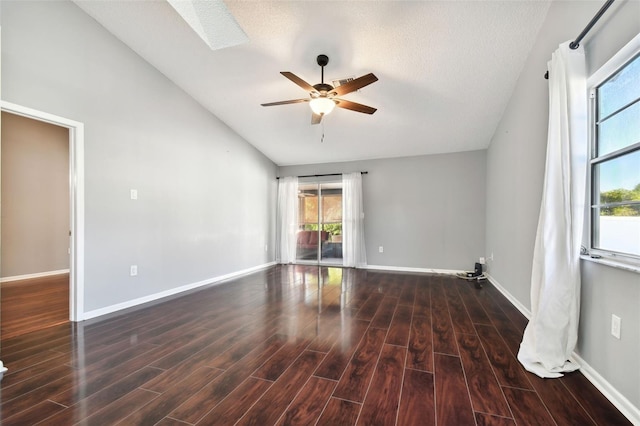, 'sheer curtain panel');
517,42,588,378
342,172,367,268
276,176,298,264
